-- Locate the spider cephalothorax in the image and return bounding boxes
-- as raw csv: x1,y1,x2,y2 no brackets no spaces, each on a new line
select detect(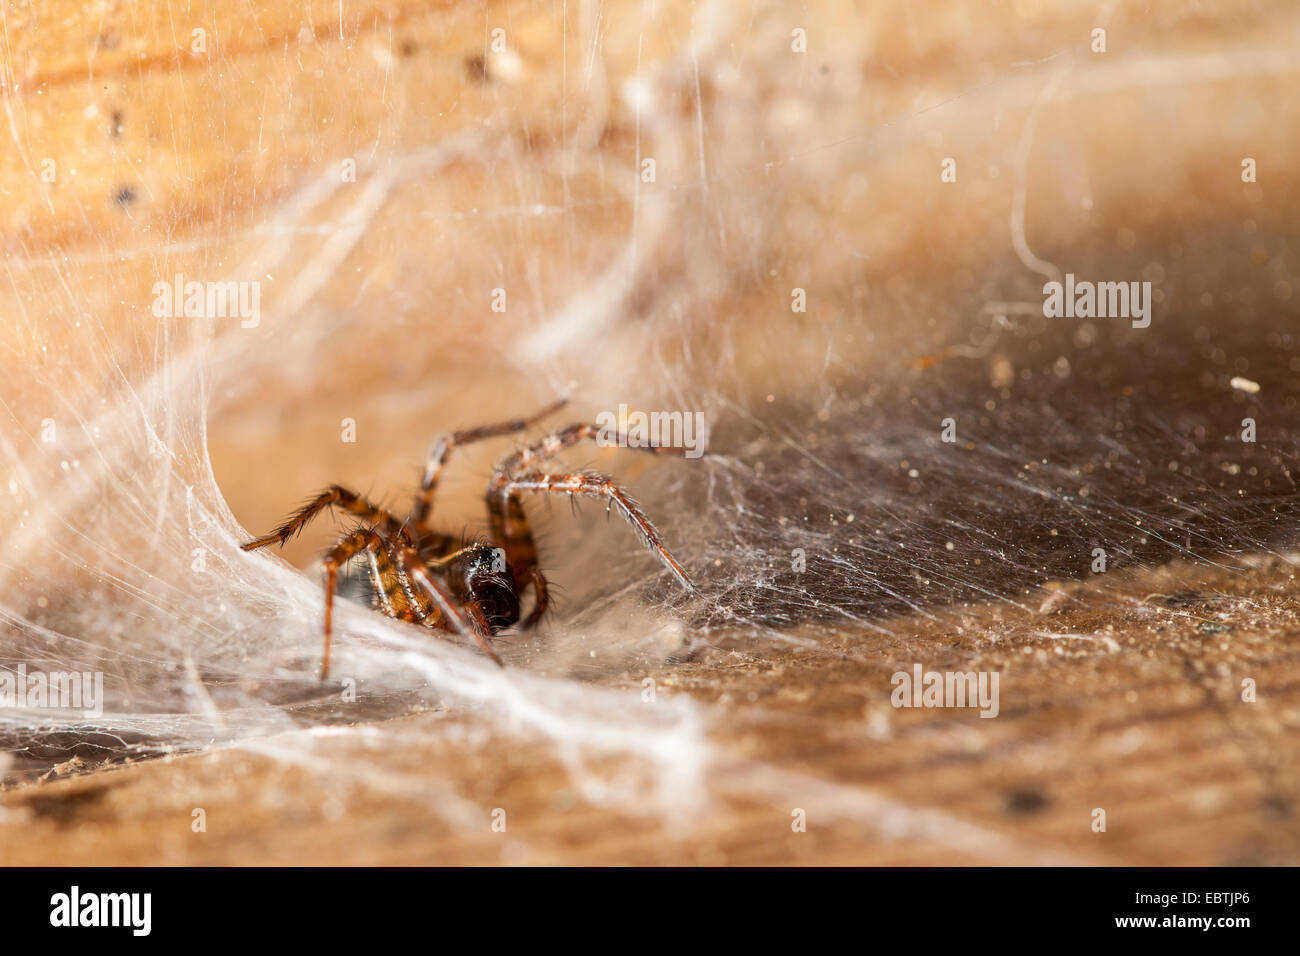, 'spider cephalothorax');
241,398,695,677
